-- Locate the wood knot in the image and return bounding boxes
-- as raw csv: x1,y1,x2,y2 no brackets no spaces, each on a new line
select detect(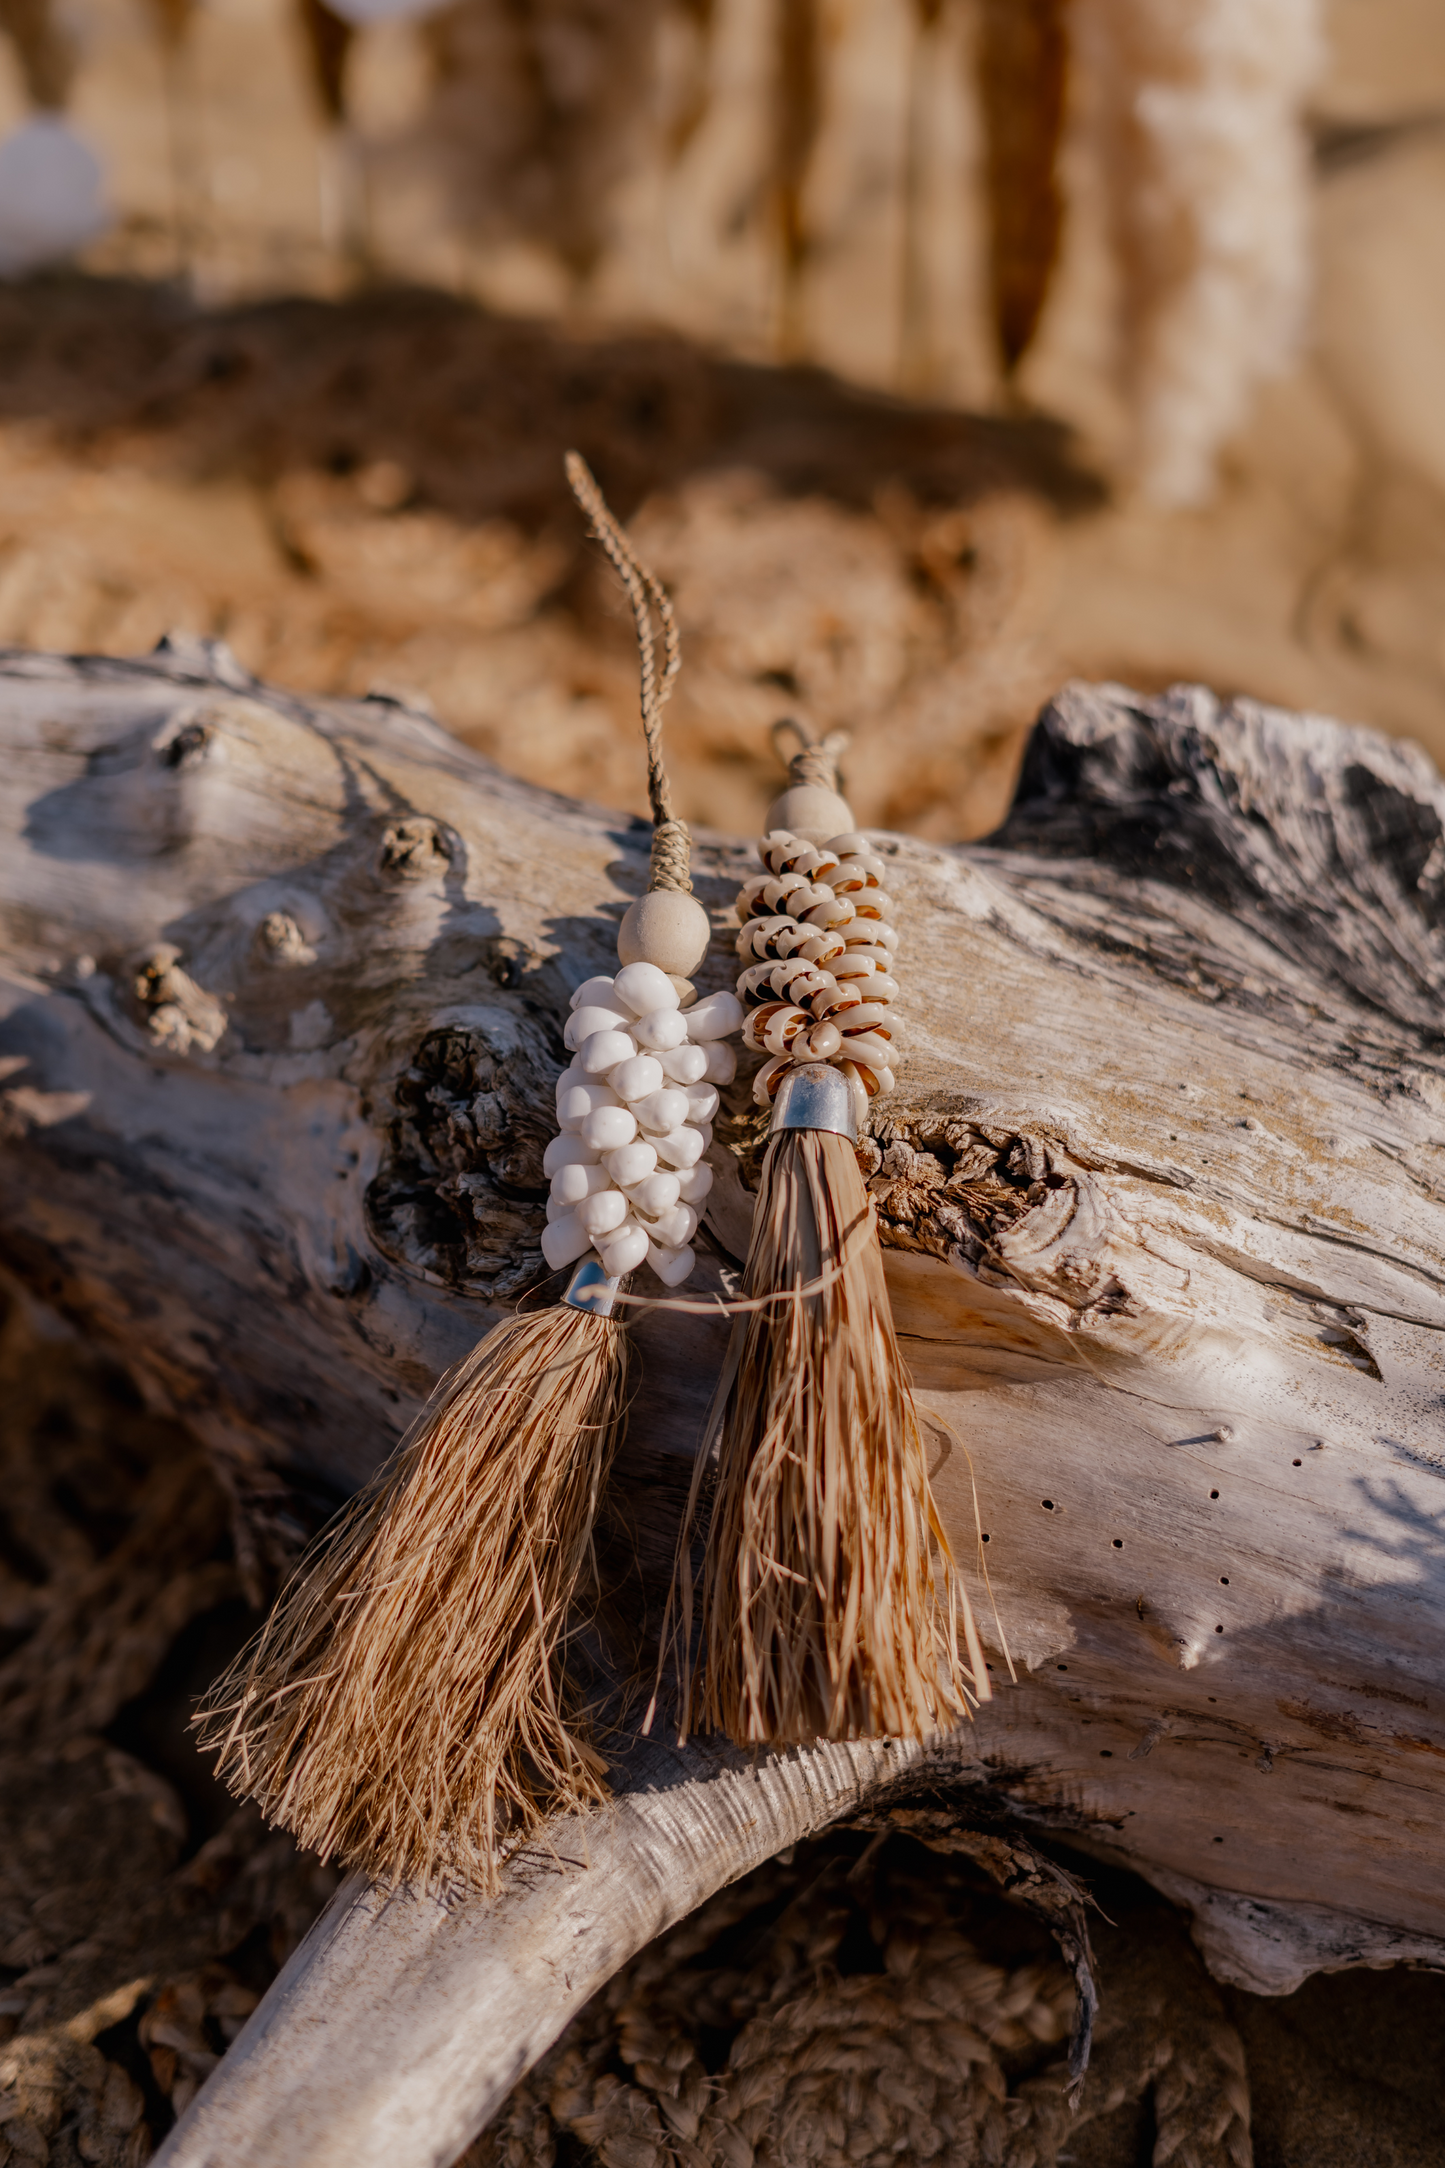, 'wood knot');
159,720,211,769
130,945,227,1055
256,913,317,967
378,819,453,880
